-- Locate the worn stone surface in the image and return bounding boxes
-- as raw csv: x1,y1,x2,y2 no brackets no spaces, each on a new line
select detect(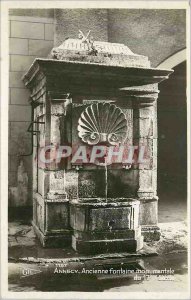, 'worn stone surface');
10,55,37,72
133,106,155,138
54,9,108,47
9,160,28,207
9,71,26,88
8,220,187,258
70,200,142,253
10,38,28,55
141,225,161,242
8,221,187,291
139,199,158,226
51,38,149,68
11,20,44,39
72,237,143,255
29,39,53,56
9,105,31,122
45,23,54,41
108,9,186,67
46,202,69,231
10,88,30,105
